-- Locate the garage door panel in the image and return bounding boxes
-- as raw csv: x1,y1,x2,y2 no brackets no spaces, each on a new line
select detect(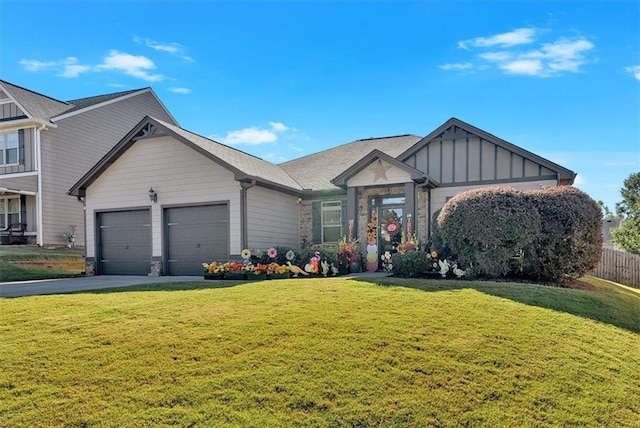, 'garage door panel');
98,210,151,275
166,205,229,275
